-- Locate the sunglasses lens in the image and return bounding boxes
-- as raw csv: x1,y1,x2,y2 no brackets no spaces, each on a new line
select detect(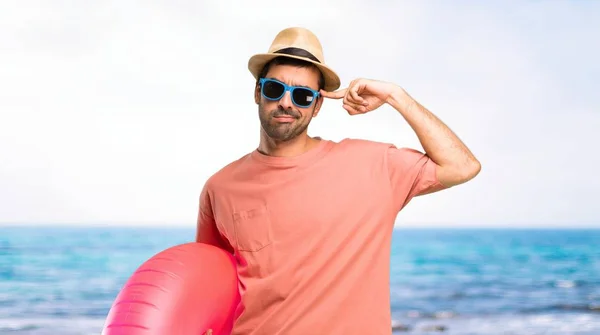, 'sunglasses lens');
292,88,315,107
262,81,285,100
